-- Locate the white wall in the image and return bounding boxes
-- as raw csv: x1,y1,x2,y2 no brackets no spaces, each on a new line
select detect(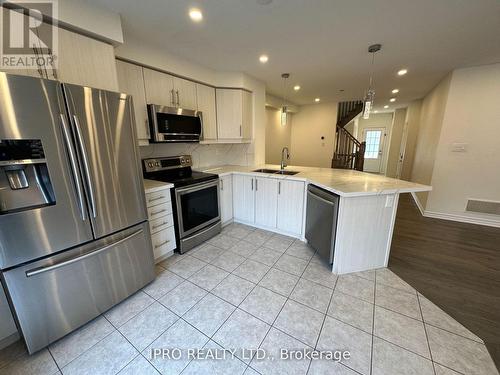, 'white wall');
116,37,266,167
425,63,500,225
400,100,422,181
265,108,292,165
410,74,452,206
290,102,337,168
